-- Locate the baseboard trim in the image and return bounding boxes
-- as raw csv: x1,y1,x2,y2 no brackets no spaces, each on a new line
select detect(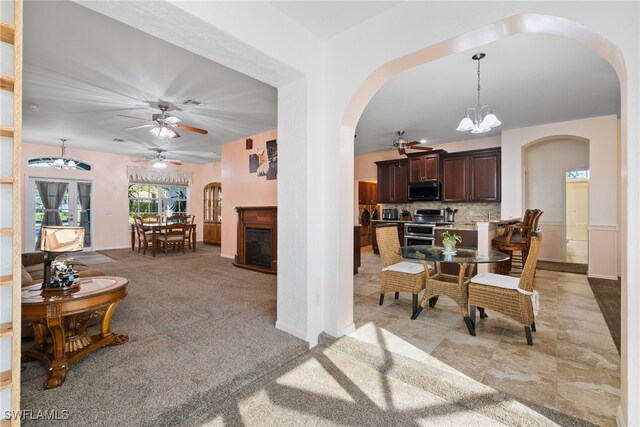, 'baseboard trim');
275,320,308,342
538,257,564,263
336,322,356,337
588,273,619,280
616,405,625,427
220,253,234,259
